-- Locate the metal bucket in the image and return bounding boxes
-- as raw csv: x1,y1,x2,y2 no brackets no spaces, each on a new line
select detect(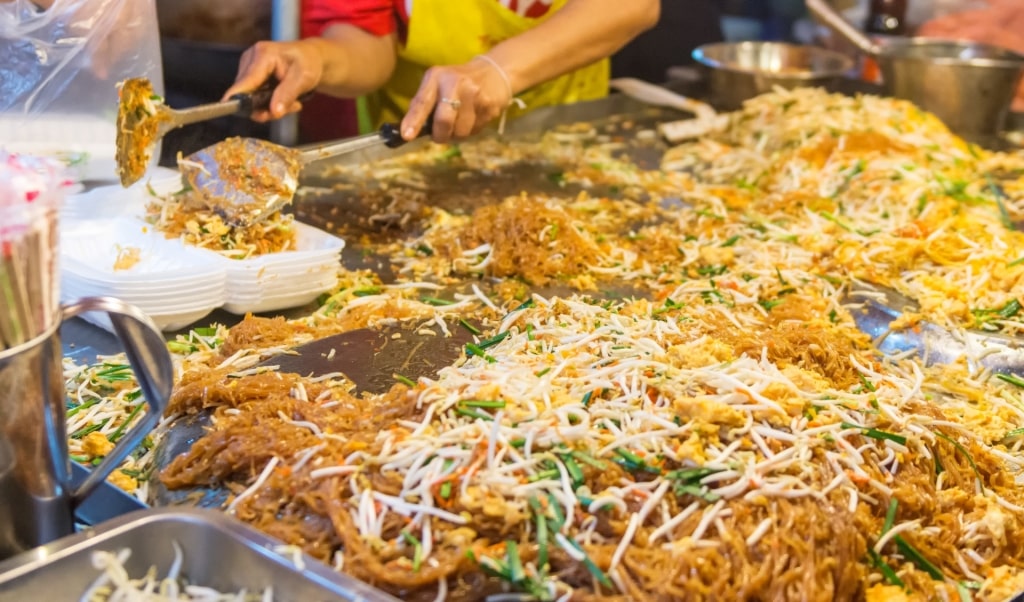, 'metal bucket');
876,39,1024,137
807,0,1024,139
0,297,173,560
